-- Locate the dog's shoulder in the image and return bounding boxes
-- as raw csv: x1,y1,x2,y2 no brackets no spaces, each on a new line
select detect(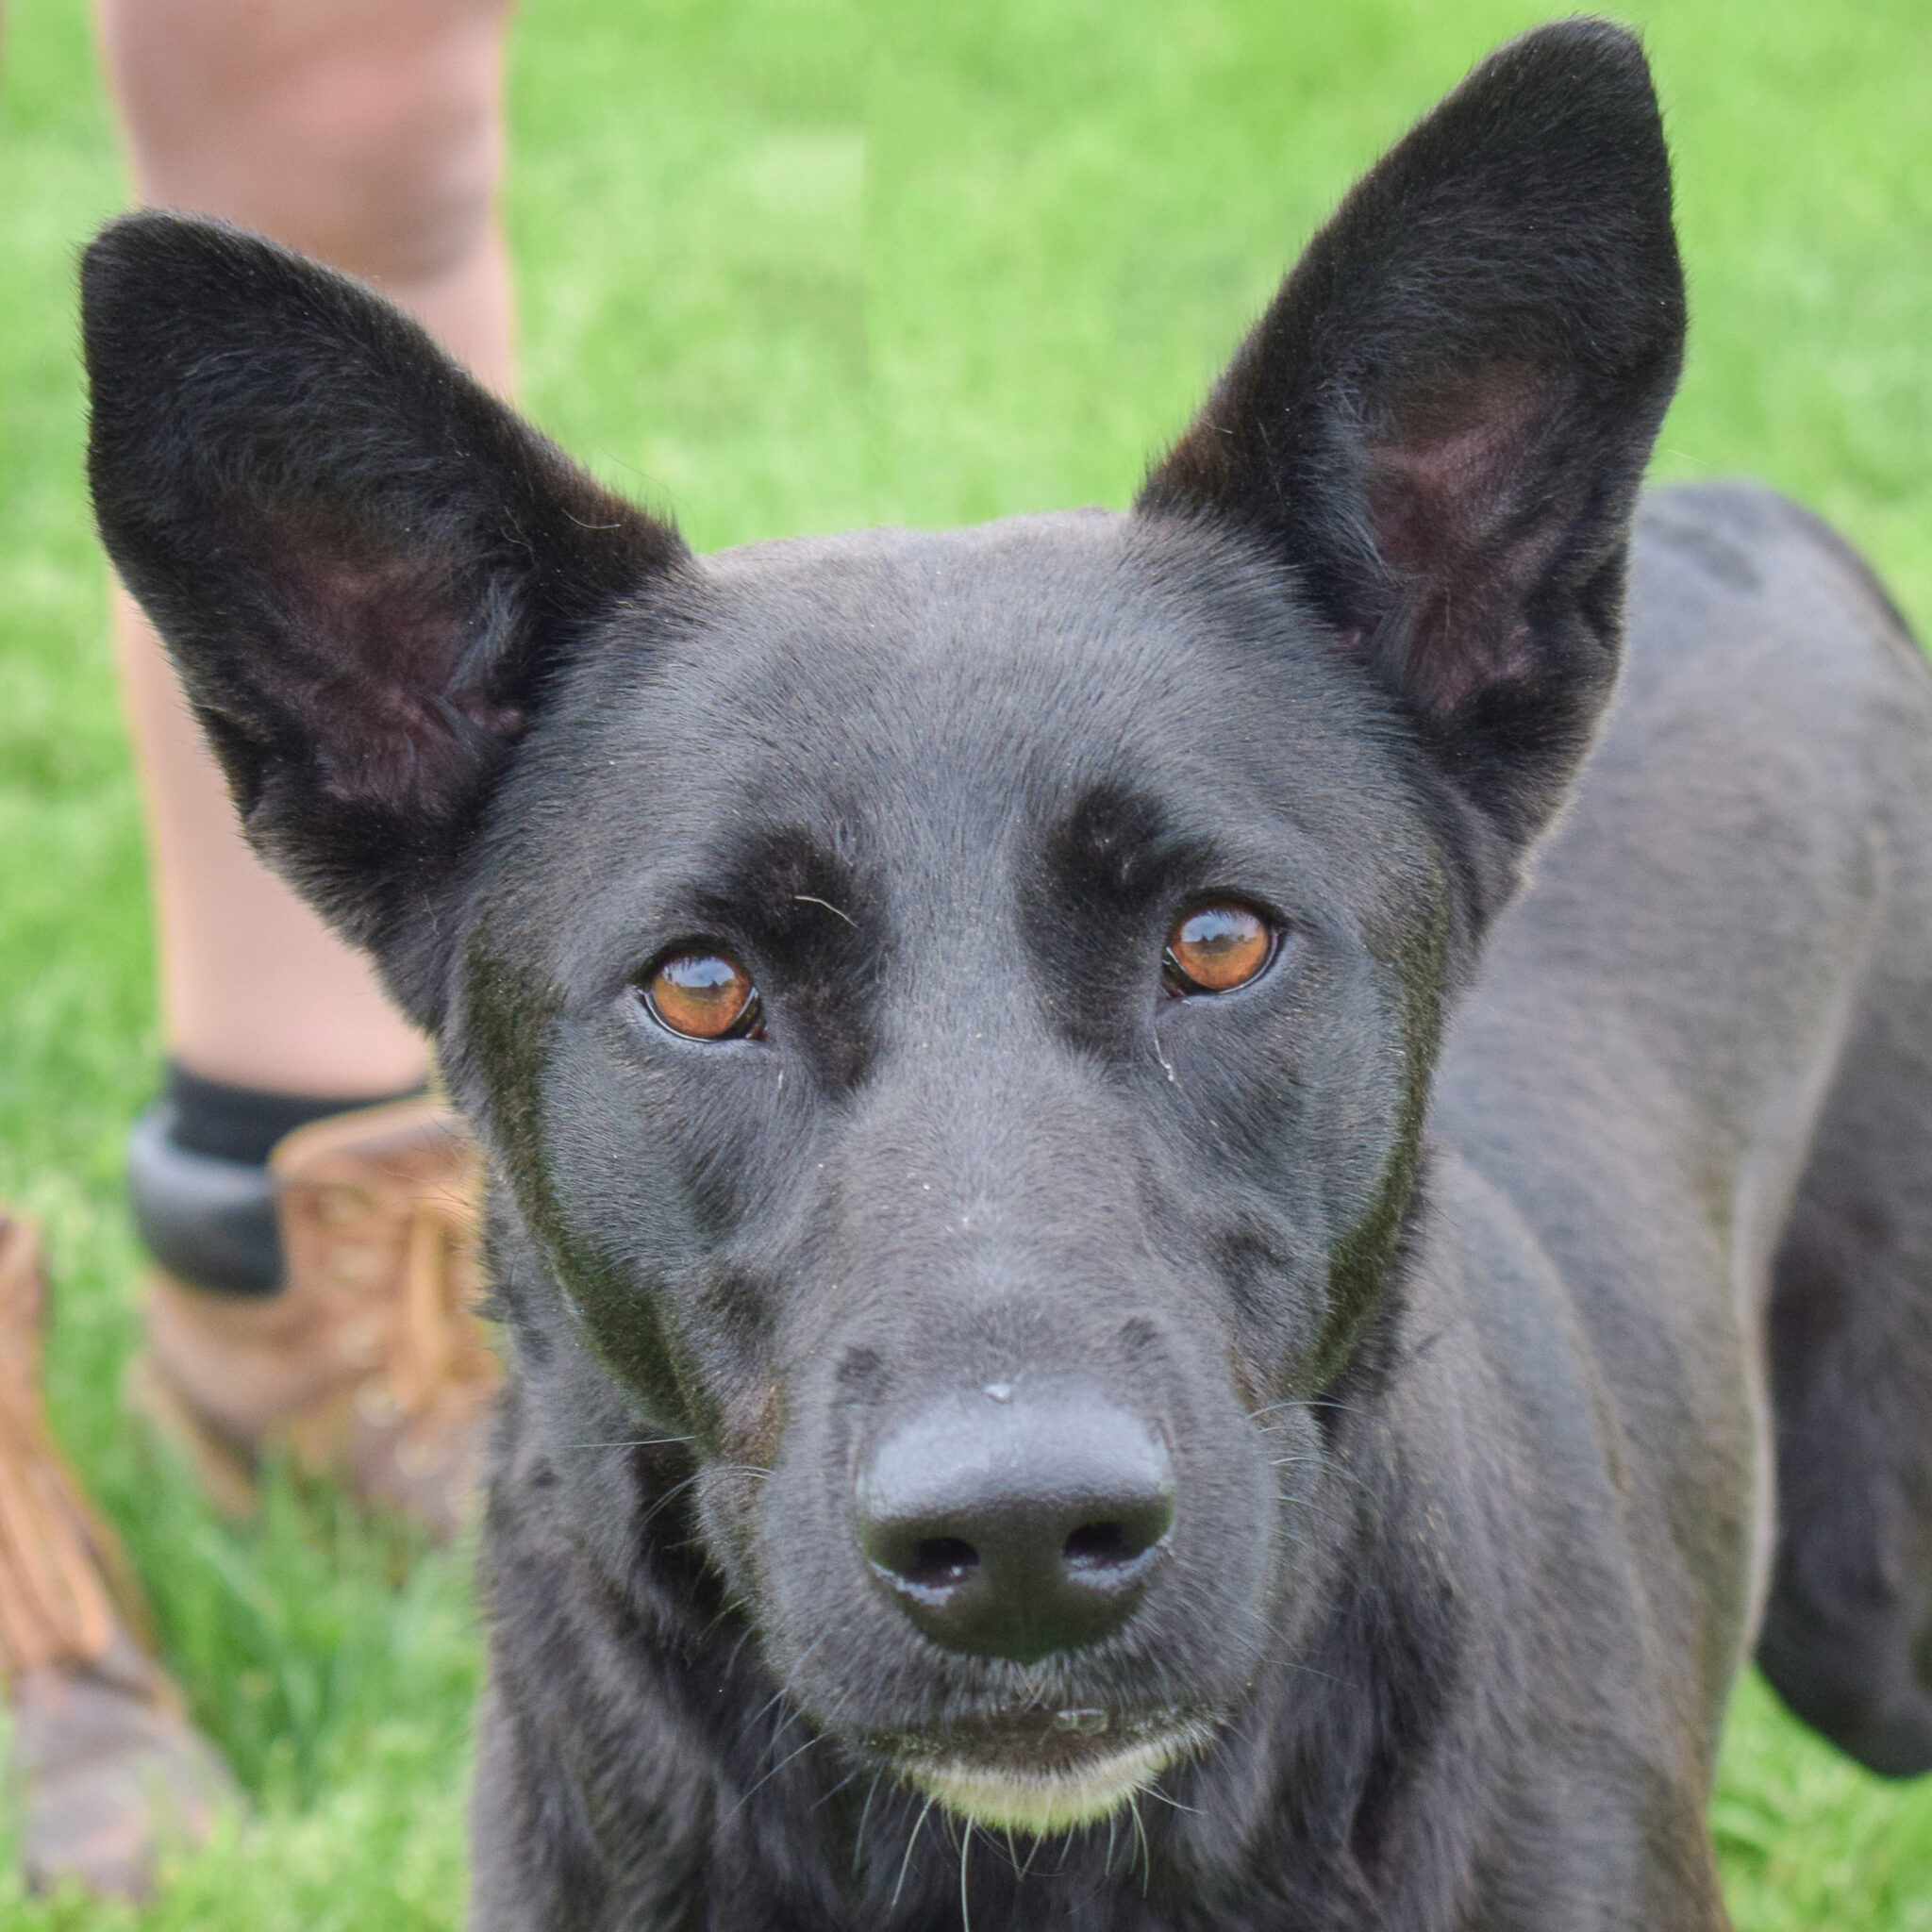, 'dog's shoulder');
1626,482,1927,708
